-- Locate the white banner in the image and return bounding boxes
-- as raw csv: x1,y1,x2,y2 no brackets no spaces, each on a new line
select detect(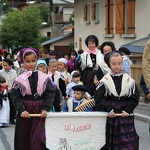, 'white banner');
45,112,108,150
